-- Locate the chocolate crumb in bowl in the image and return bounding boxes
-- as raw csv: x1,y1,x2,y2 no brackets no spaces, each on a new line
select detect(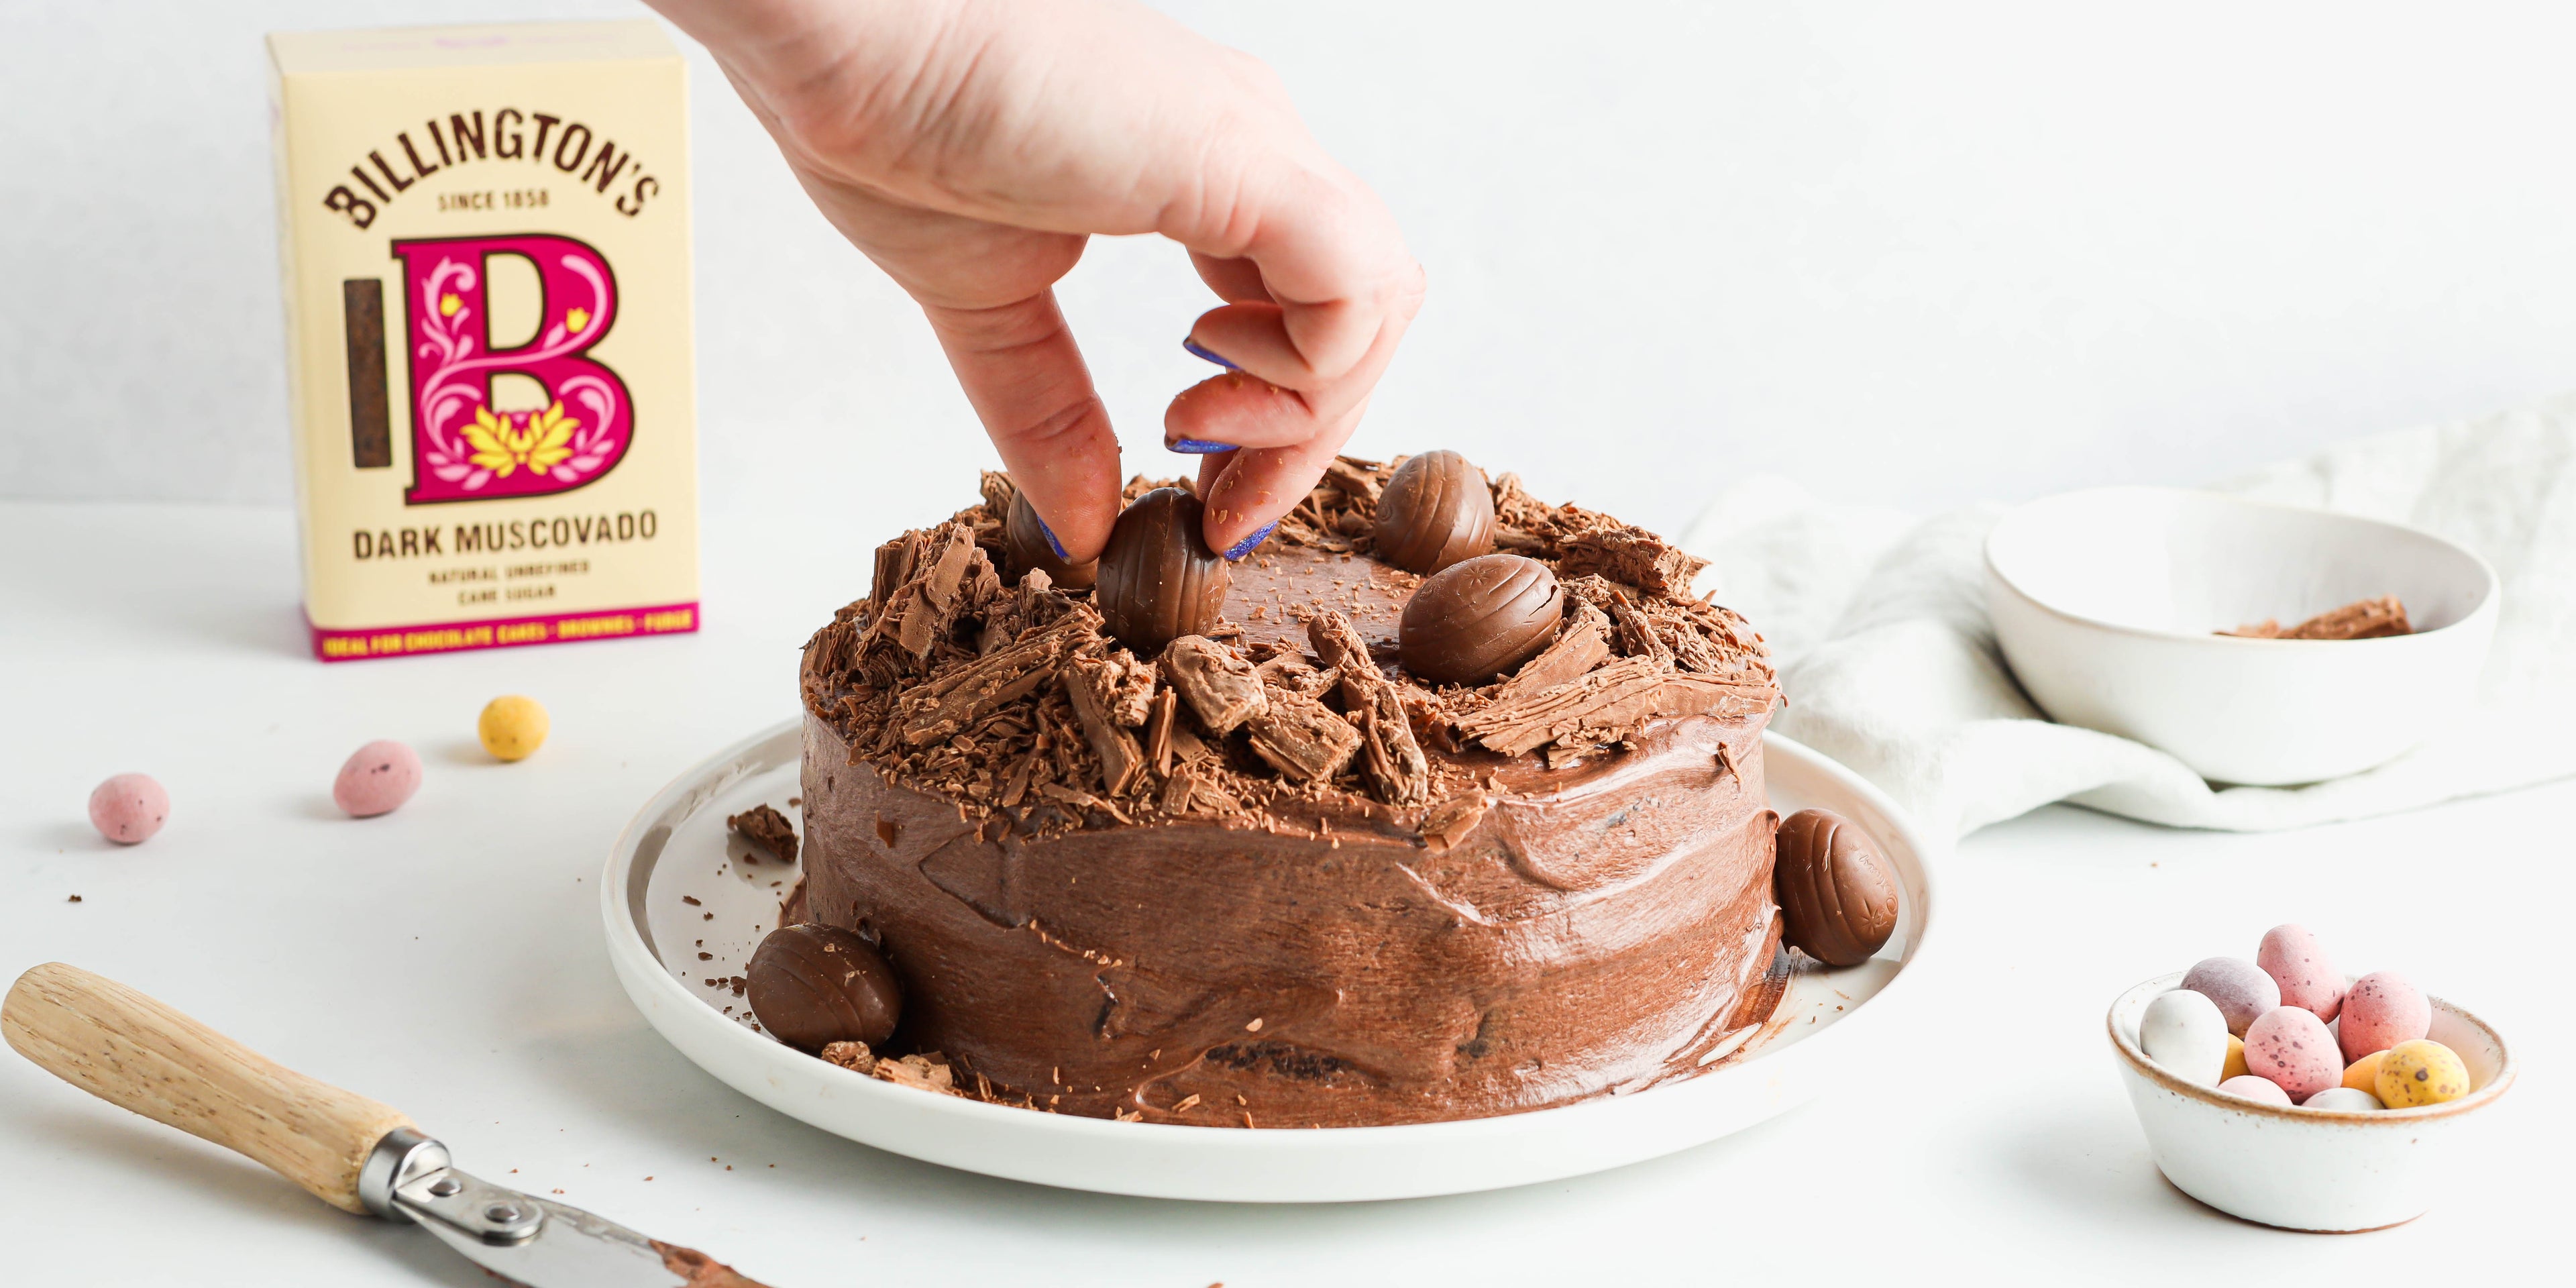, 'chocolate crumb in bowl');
2220,594,2411,641
1004,486,1098,590
1374,449,1497,574
1095,486,1231,653
1773,808,1898,966
1398,553,1564,684
745,924,901,1052
726,804,798,863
